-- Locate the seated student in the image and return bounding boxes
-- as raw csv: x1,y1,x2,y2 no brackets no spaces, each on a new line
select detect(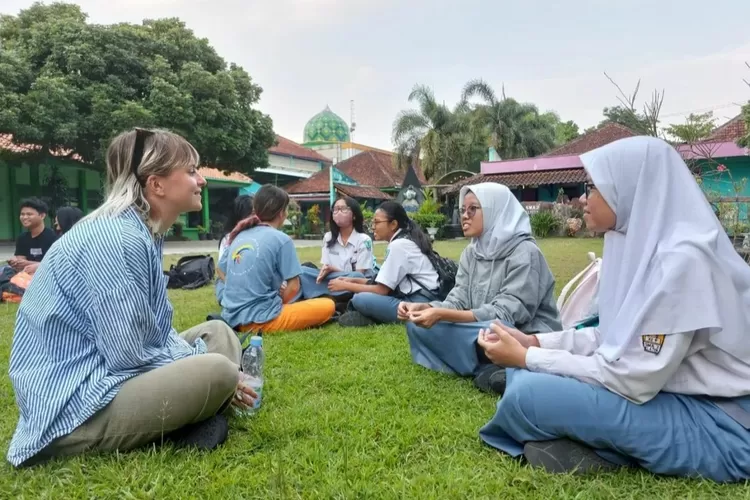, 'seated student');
6,128,256,468
8,198,57,274
332,201,439,327
220,185,336,334
54,206,84,235
400,183,561,383
298,196,374,300
215,194,254,305
477,136,750,483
